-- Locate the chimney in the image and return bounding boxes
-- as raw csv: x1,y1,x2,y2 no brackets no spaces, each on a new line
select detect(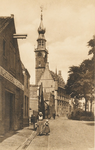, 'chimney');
11,14,14,18
58,70,61,76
